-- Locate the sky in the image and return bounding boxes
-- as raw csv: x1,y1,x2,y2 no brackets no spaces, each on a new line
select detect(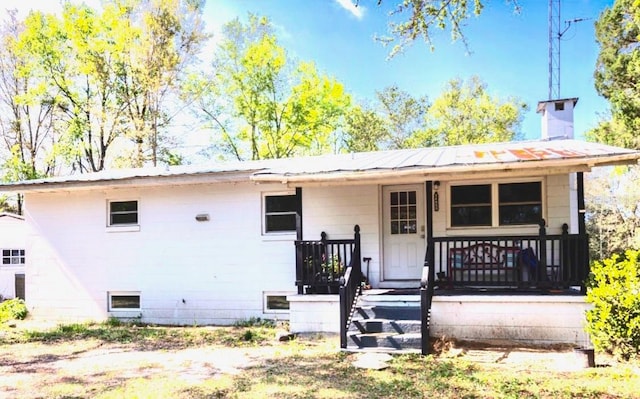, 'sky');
3,0,614,146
